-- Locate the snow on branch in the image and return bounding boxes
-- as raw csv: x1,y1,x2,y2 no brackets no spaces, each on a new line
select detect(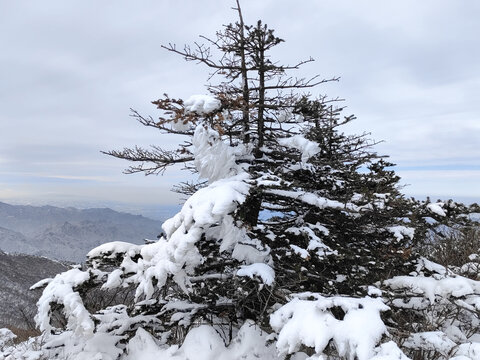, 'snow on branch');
184,94,221,115
193,125,250,182
85,173,252,302
278,134,320,164
267,189,359,212
237,263,275,285
35,268,95,335
384,271,480,305
270,293,404,360
87,241,143,262
427,202,447,217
